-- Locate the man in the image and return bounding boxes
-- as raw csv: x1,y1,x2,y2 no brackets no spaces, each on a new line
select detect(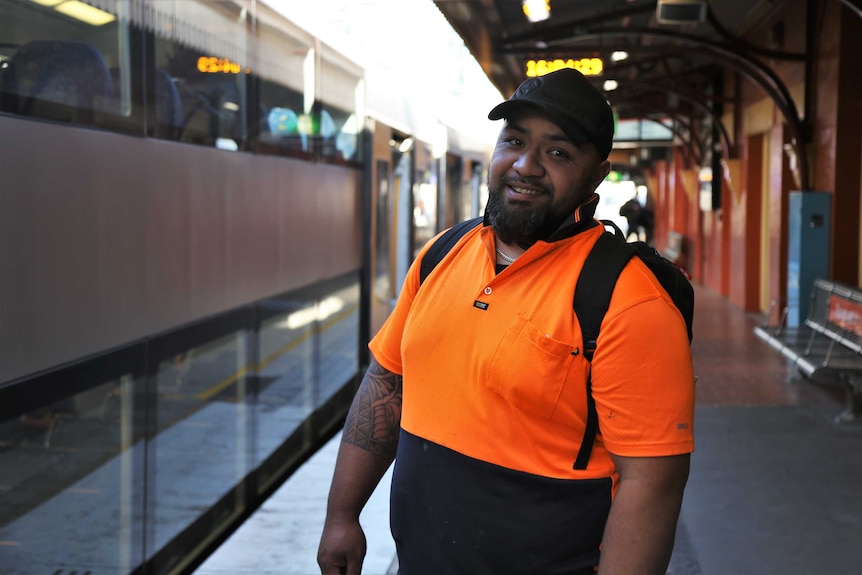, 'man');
619,197,655,244
318,68,694,575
